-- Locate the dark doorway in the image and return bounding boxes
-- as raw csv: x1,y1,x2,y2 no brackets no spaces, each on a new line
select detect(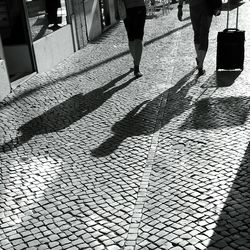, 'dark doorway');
0,0,36,82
